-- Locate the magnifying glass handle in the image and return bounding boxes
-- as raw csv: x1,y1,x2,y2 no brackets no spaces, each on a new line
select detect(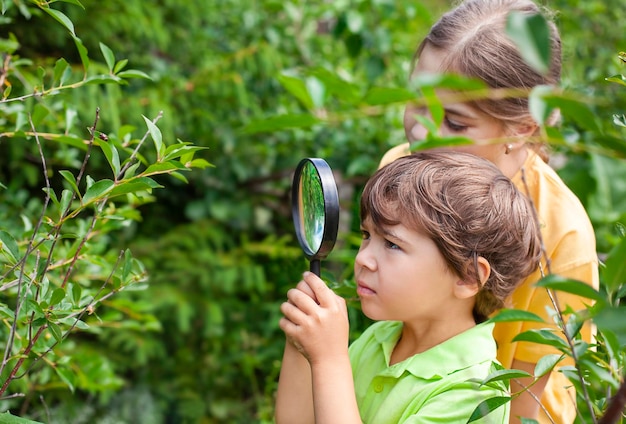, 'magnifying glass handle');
310,259,321,277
